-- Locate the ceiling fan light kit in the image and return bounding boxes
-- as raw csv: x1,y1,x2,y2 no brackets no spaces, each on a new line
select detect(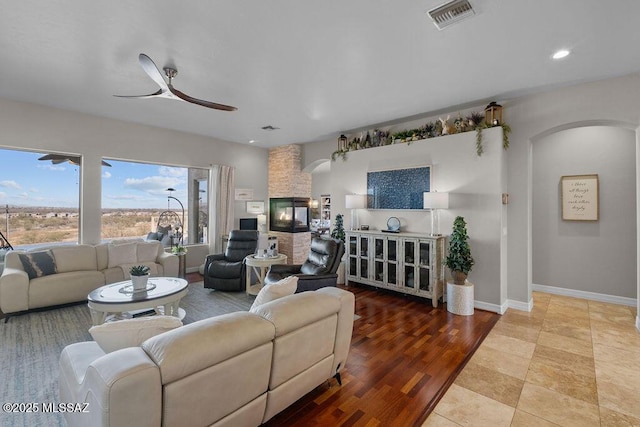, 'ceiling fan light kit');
115,53,237,112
